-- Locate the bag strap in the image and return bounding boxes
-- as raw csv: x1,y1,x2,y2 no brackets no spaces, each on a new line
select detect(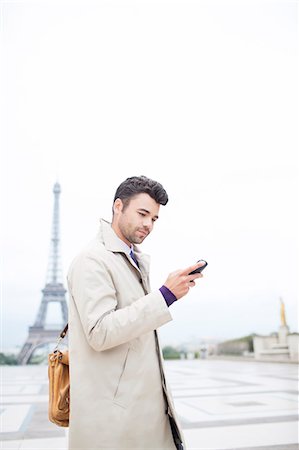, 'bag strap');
59,323,68,339
53,323,68,351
